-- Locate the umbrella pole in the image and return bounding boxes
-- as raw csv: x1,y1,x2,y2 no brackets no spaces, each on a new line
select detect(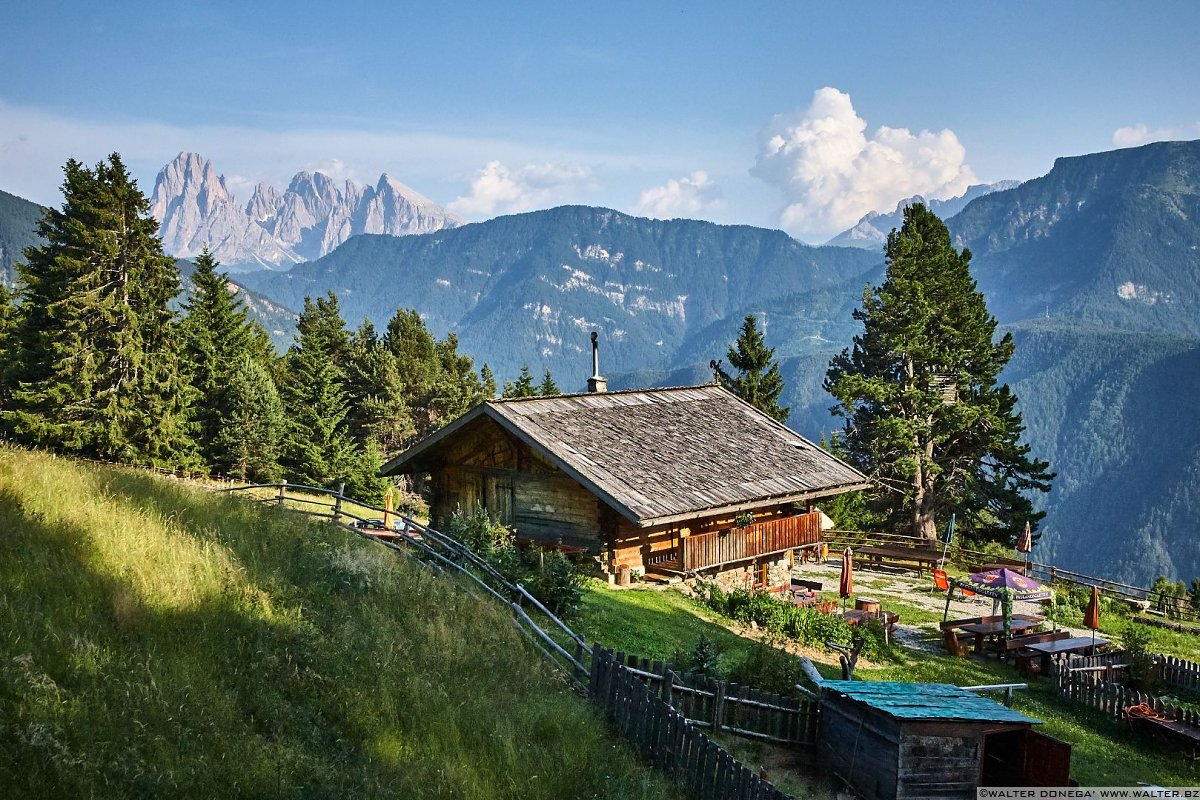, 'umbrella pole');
938,539,950,570
943,583,954,622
